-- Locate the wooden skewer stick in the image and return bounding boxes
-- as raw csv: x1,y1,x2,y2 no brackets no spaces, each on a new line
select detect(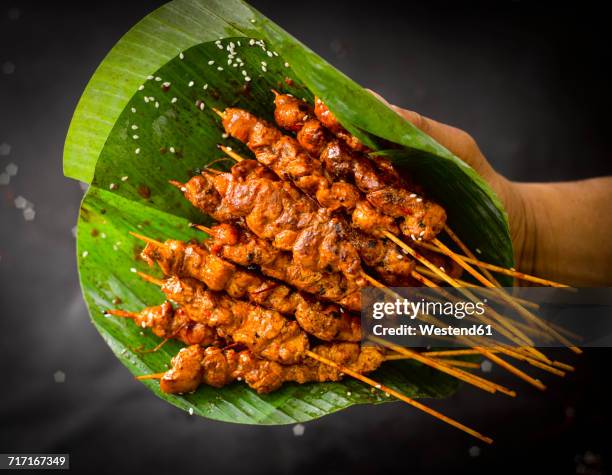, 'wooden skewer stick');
219,145,245,163
424,349,491,357
386,231,555,363
415,265,540,310
384,355,481,369
494,346,566,377
105,309,138,319
136,271,165,287
412,270,547,389
415,240,570,288
305,350,493,444
190,223,214,234
129,231,163,247
369,336,497,395
444,225,501,287
433,237,581,355
136,372,165,381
